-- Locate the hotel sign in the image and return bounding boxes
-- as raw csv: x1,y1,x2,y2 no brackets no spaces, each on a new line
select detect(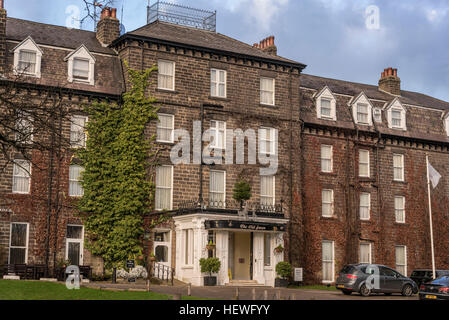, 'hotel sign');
205,220,286,232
